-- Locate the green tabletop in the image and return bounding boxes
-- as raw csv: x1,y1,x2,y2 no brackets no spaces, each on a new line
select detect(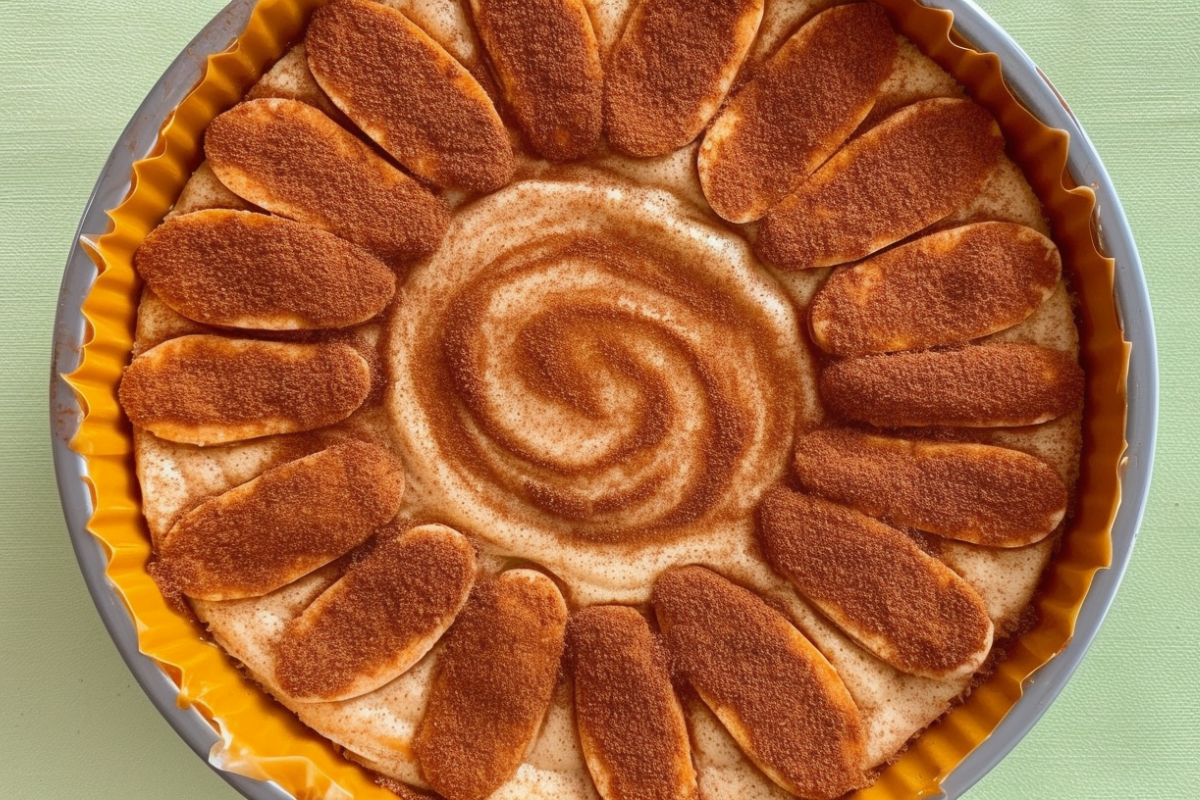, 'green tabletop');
1,1,1196,798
